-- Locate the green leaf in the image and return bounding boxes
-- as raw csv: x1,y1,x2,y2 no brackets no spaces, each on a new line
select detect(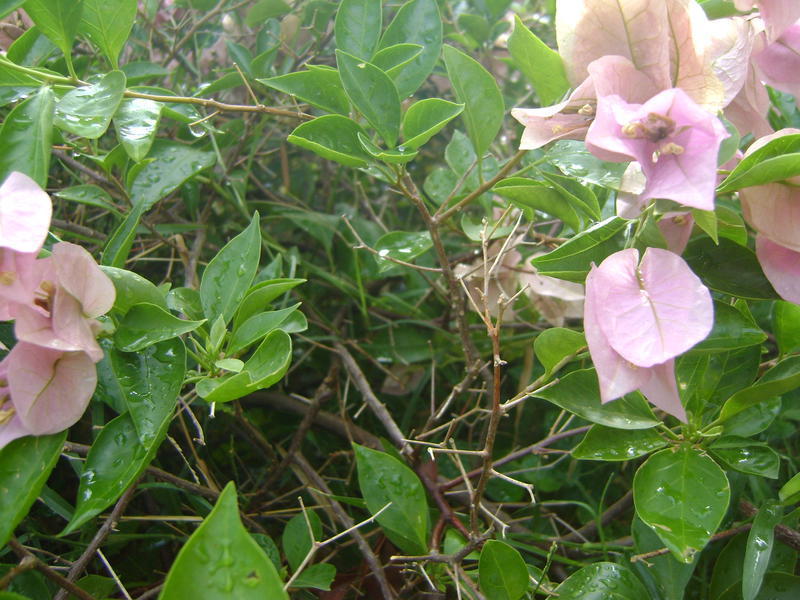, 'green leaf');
159,482,288,599
353,443,429,555
115,303,204,352
54,70,126,139
478,540,528,600
195,330,292,403
717,204,748,245
722,397,781,438
540,171,602,221
79,0,136,68
717,133,800,193
245,0,290,27
545,140,629,188
531,369,661,429
0,432,66,547
720,573,800,600
779,472,800,505
692,208,718,244
378,0,442,98
334,0,381,60
507,14,569,105
691,301,767,352
573,426,667,461
336,50,401,147
0,1,26,19
530,217,628,283
114,98,162,162
554,562,649,599
167,287,204,321
0,85,54,186
774,301,800,355
287,114,371,167
401,98,463,150
281,510,322,572
258,67,350,115
442,44,503,159
23,0,83,67
684,237,778,300
56,184,121,217
720,356,800,422
228,304,299,354
709,437,780,479
199,213,261,326
533,327,585,377
357,132,418,163
101,266,167,314
233,278,306,329
372,43,423,82
634,446,730,563
292,563,336,590
372,230,432,272
494,177,581,231
743,500,783,600
632,517,697,600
